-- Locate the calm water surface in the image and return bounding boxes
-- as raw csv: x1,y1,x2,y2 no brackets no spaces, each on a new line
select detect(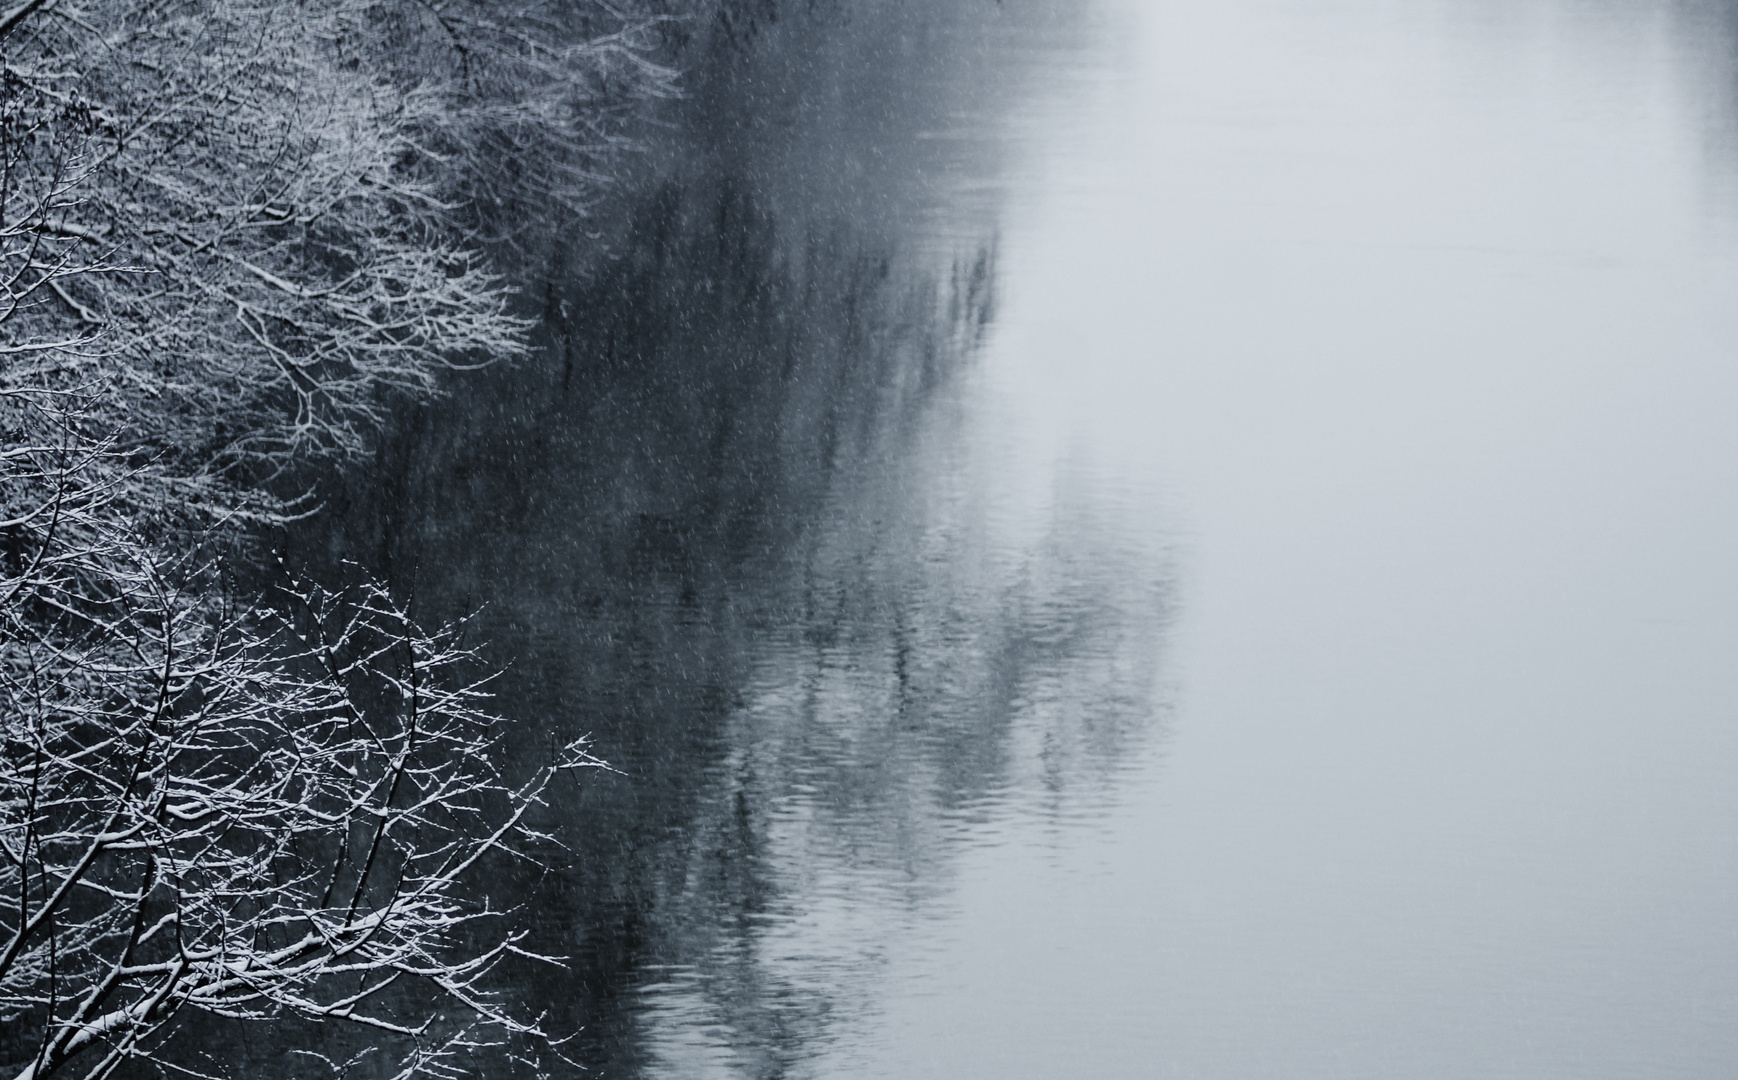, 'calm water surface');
325,0,1738,1075
866,1,1738,1077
